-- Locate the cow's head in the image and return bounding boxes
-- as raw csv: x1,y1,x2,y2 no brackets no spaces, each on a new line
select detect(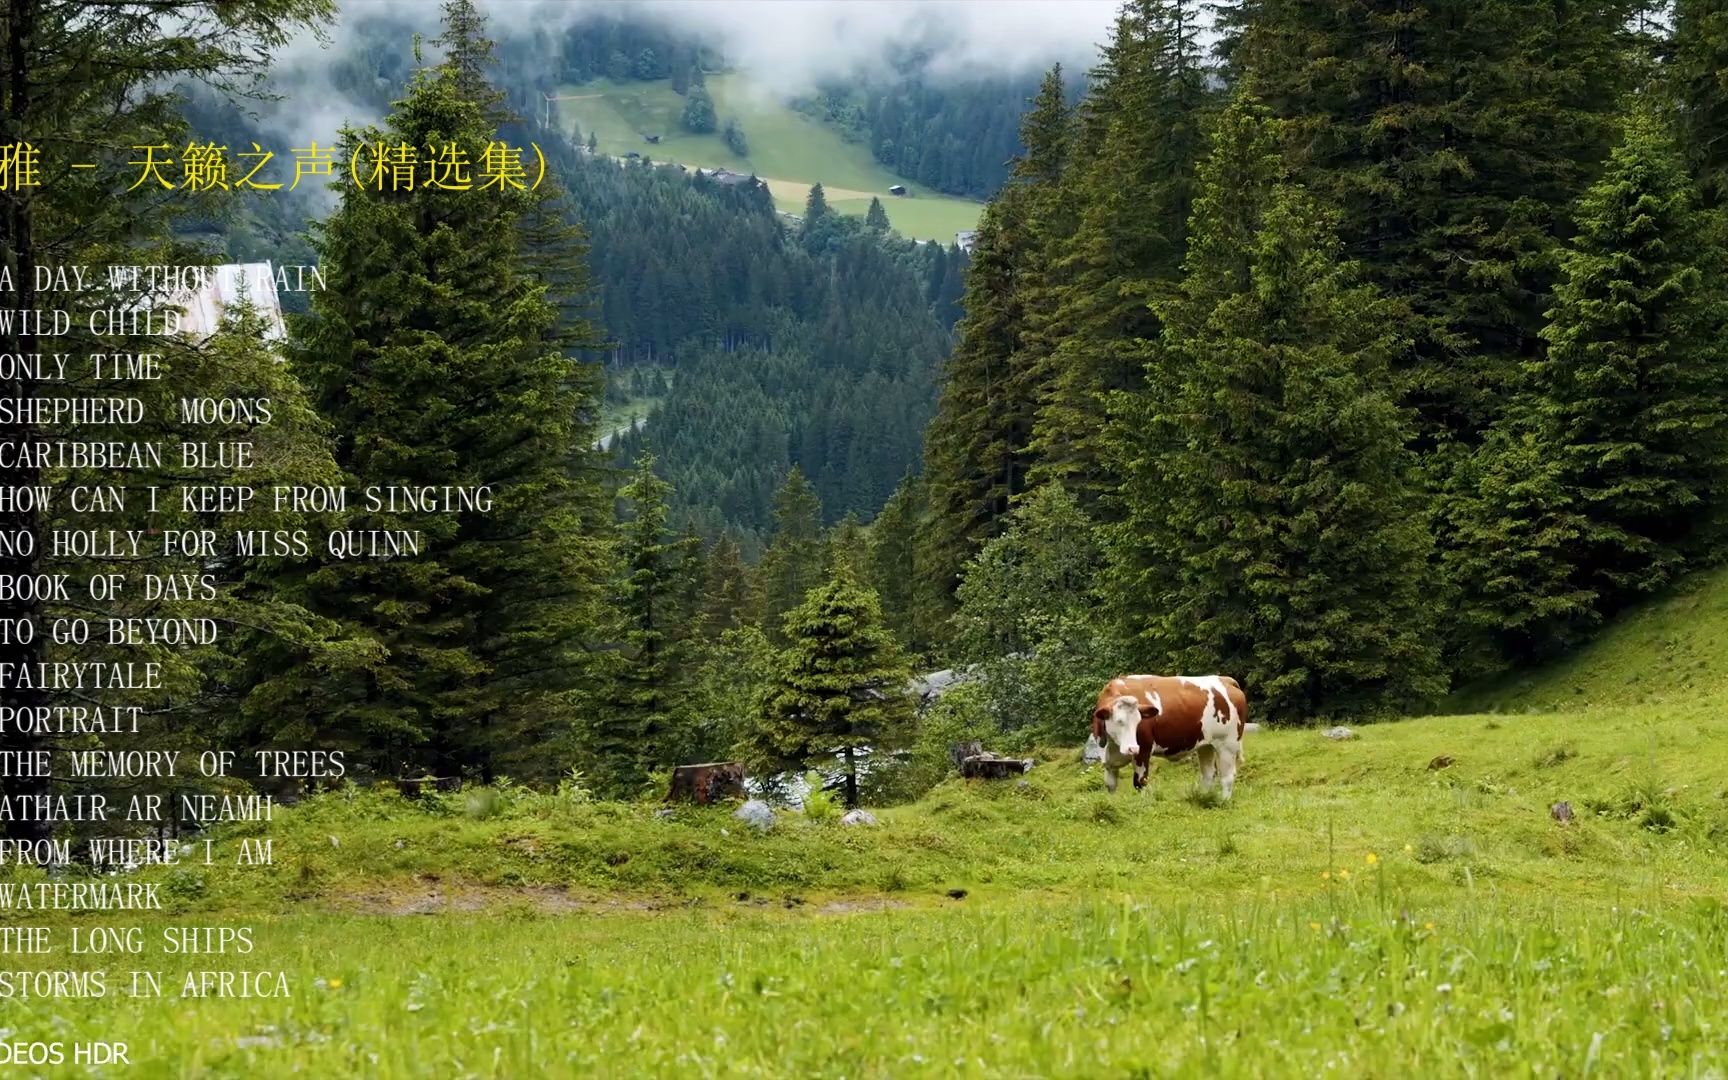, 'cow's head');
1093,693,1155,757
